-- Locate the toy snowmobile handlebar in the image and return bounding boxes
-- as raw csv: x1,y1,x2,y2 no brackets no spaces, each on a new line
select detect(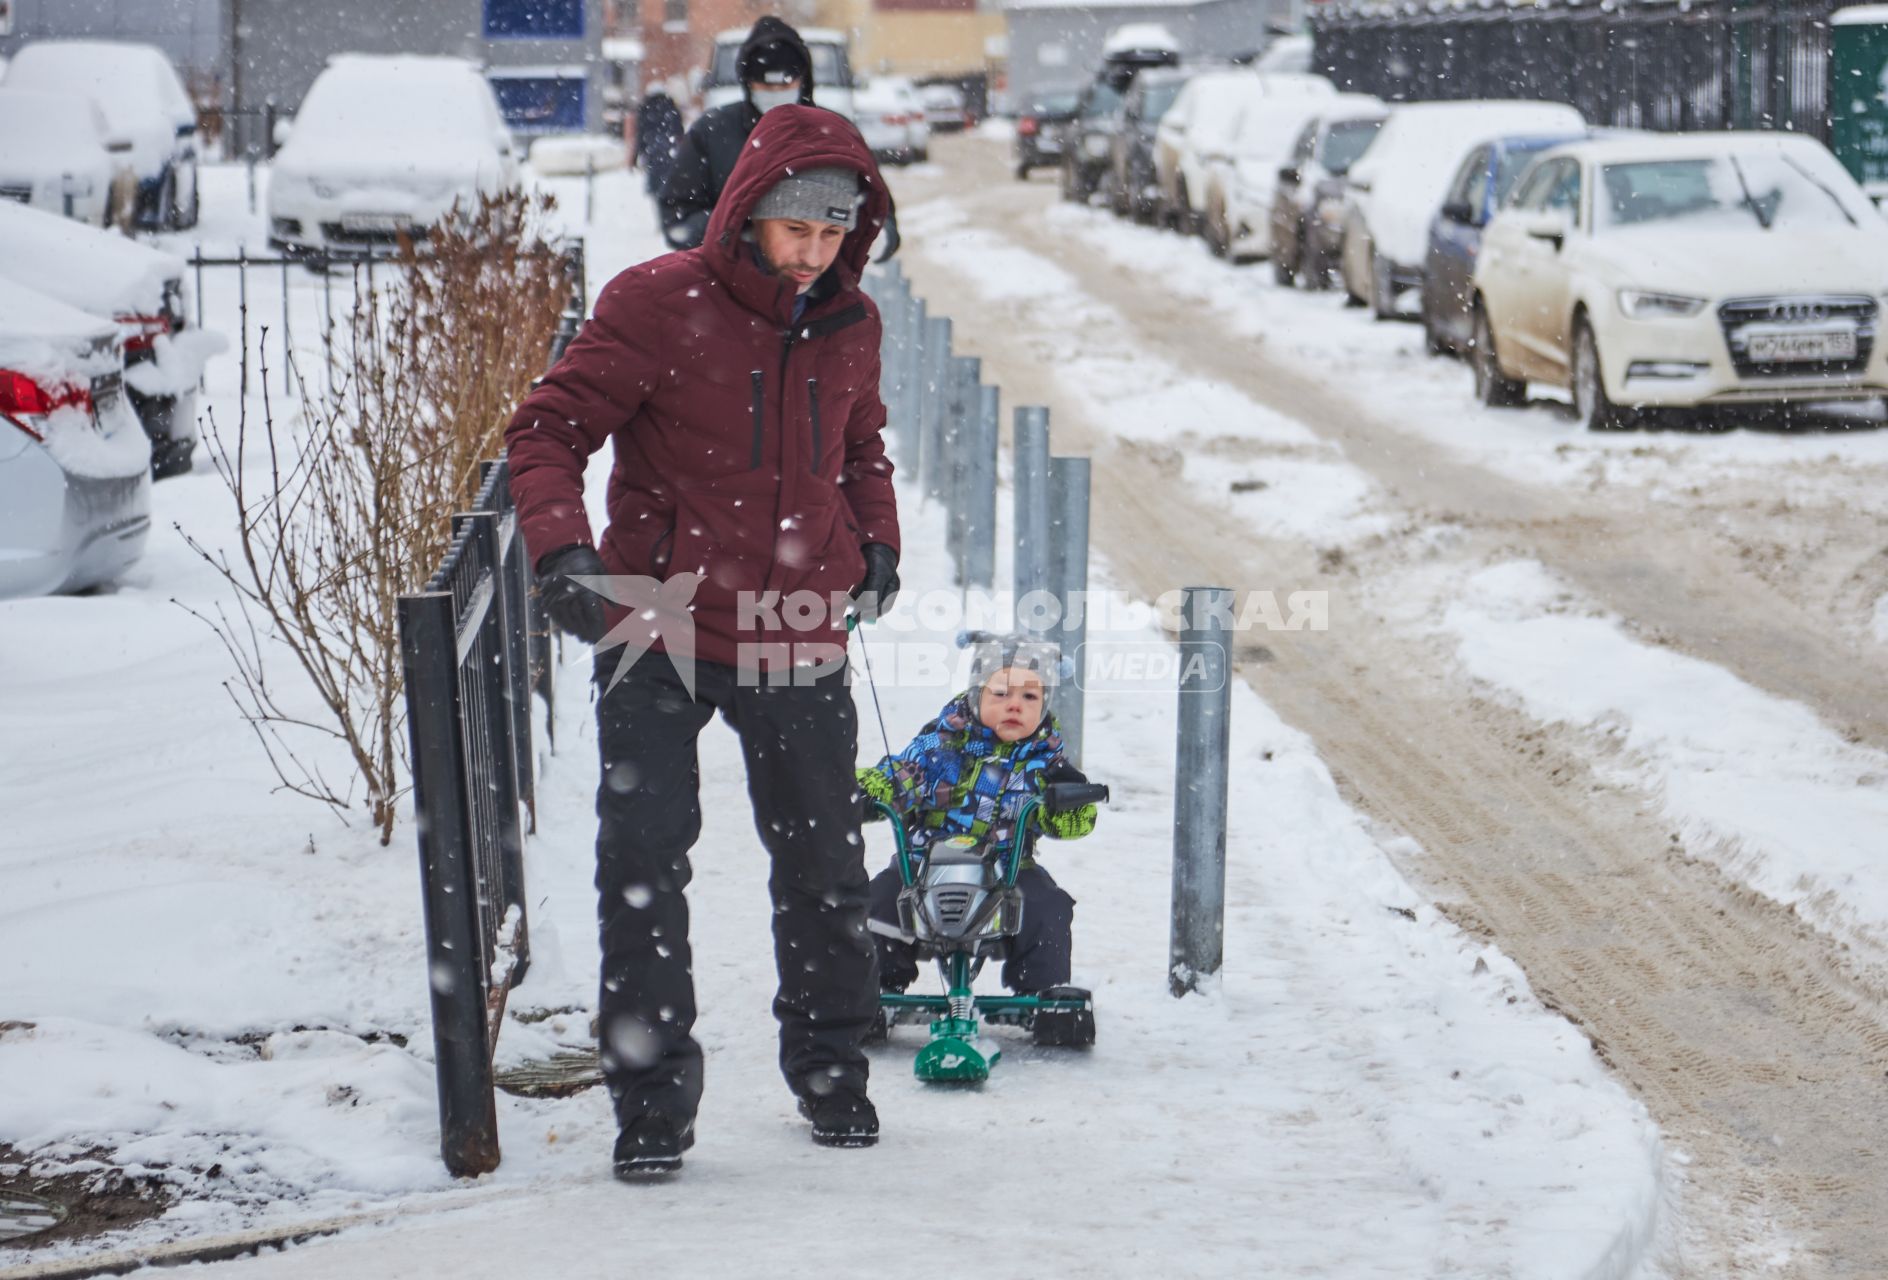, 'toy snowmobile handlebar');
1040,782,1109,814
